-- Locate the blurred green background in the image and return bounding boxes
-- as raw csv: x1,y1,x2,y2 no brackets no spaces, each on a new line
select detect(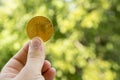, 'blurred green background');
0,0,120,80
